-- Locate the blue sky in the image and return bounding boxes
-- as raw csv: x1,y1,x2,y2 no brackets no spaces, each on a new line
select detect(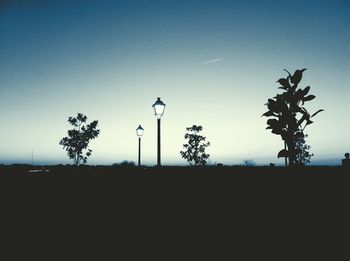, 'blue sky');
1,0,349,165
